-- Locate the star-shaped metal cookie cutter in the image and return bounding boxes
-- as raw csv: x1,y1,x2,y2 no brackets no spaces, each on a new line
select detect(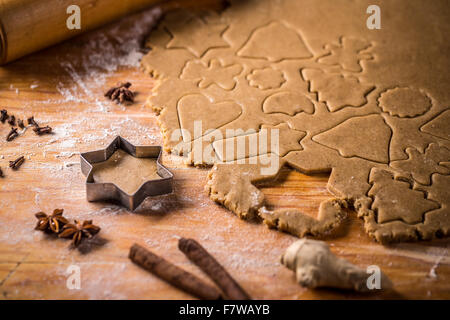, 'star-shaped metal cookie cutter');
80,136,173,211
